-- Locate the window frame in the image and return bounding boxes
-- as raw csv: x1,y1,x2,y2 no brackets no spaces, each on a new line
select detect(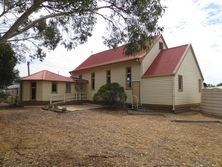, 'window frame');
91,72,95,90
126,67,132,90
198,79,202,92
159,42,164,50
178,75,183,92
106,70,111,84
65,82,71,93
51,82,57,93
